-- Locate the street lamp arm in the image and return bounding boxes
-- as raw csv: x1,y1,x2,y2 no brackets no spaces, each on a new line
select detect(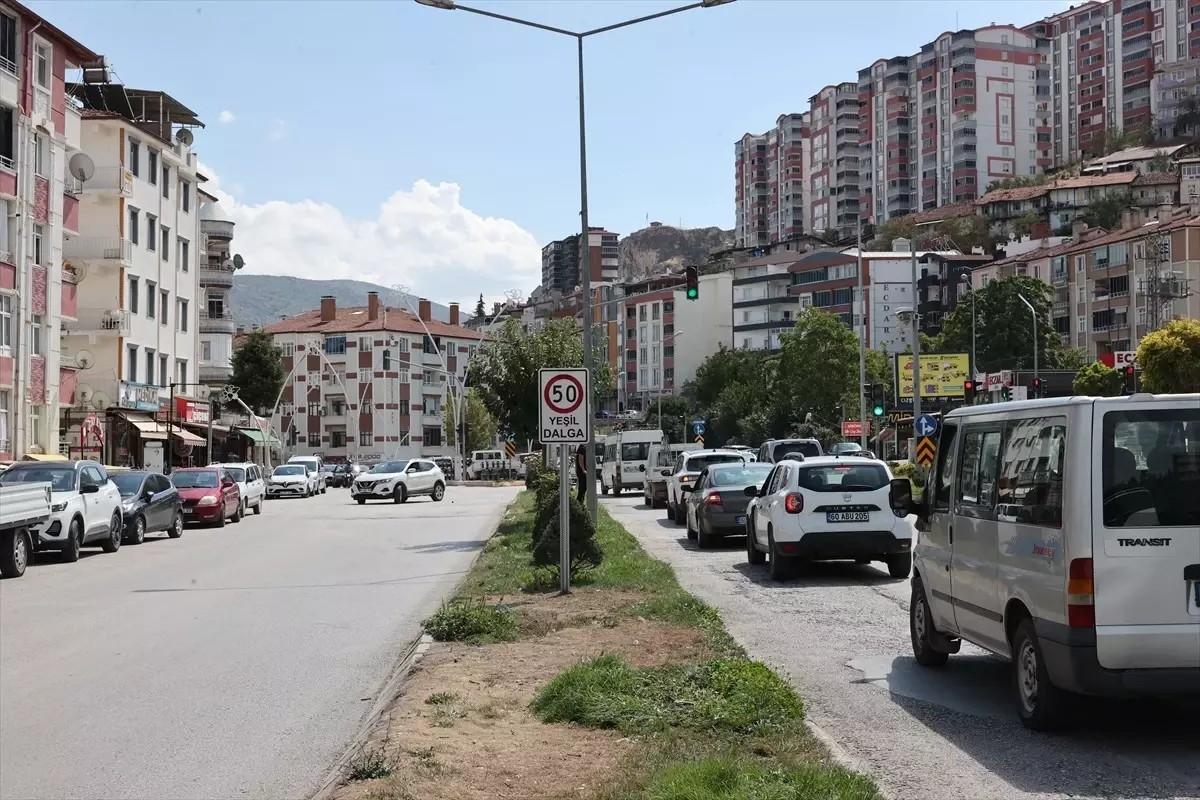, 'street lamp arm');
453,3,577,36
581,3,705,36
